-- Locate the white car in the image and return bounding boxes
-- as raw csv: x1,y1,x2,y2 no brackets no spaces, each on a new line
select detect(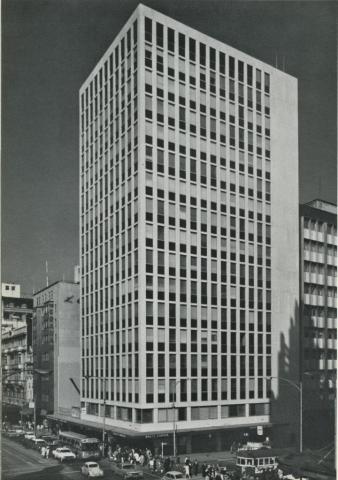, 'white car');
81,462,104,477
161,472,184,480
53,447,76,462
